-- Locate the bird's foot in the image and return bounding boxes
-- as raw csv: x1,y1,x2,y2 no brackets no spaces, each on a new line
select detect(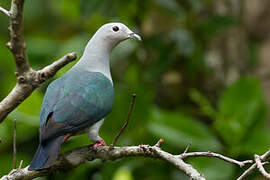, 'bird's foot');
62,133,73,144
93,139,106,149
